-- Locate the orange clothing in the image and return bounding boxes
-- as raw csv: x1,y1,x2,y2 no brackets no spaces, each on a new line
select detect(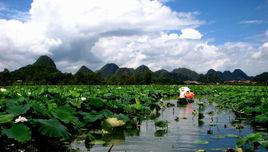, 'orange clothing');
185,91,194,99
